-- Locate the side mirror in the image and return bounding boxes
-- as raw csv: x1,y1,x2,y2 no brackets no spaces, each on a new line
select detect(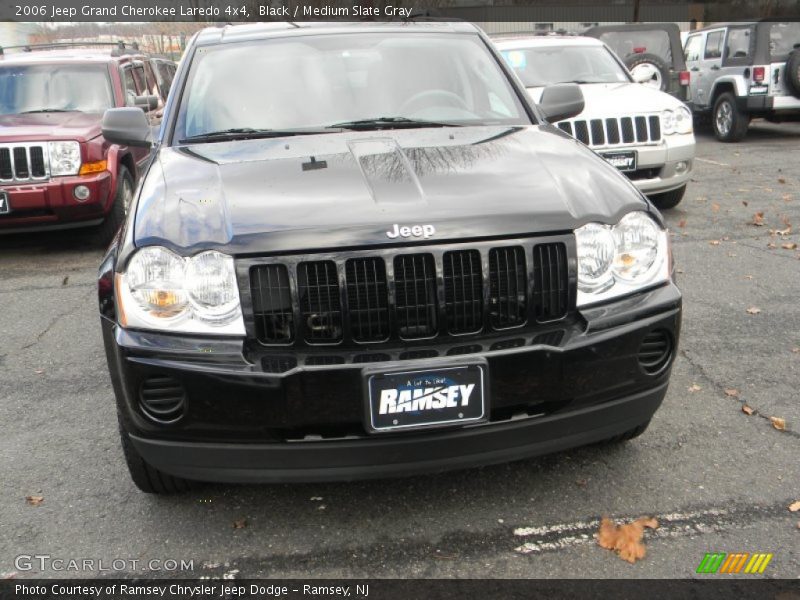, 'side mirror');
102,108,152,147
538,83,585,122
134,94,159,112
